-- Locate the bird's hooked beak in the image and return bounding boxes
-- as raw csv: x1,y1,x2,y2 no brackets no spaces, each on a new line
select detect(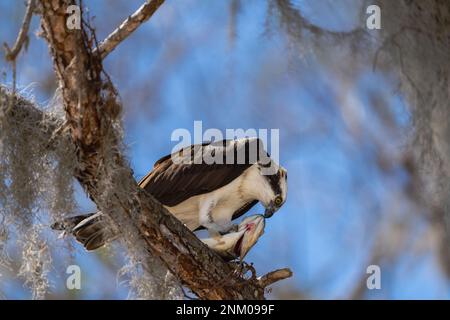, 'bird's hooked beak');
264,201,277,218
237,215,265,260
